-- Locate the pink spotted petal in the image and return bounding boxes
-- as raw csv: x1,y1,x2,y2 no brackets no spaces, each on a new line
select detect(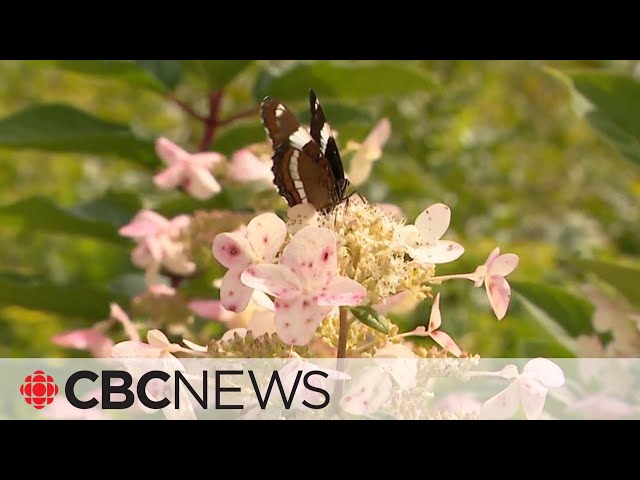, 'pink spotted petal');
317,276,366,306
241,264,302,298
246,212,287,263
340,366,393,416
430,330,462,357
480,380,521,420
220,268,254,313
52,329,114,357
188,300,236,322
428,292,443,331
184,166,221,200
488,253,519,277
154,163,185,190
155,137,186,166
282,226,338,290
274,296,331,346
519,378,549,420
522,358,565,388
212,232,254,269
406,240,465,265
486,275,512,320
190,151,224,169
414,203,452,243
